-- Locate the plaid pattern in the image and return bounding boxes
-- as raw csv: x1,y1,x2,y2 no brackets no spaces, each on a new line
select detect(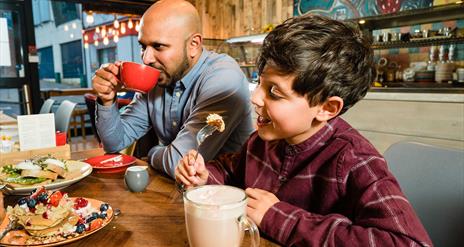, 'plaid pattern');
206,117,433,246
